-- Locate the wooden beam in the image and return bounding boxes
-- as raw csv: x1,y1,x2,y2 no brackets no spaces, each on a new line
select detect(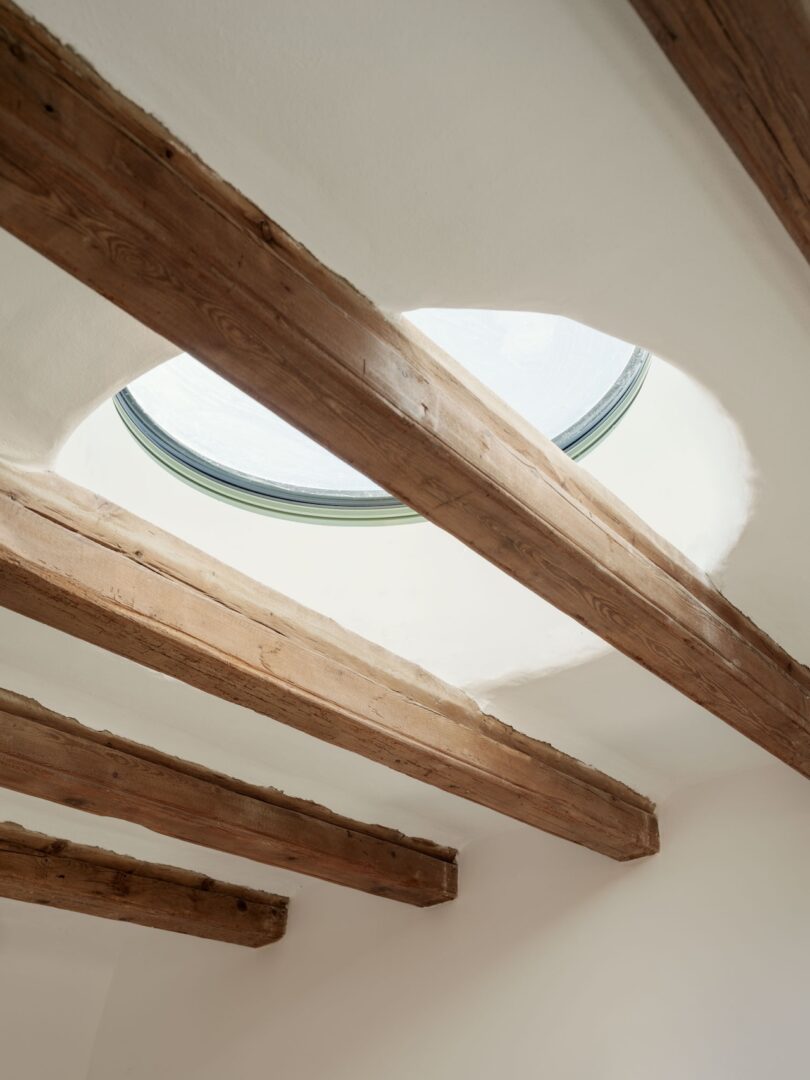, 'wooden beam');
0,821,288,947
0,465,658,861
0,5,805,780
628,0,810,263
0,686,457,907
